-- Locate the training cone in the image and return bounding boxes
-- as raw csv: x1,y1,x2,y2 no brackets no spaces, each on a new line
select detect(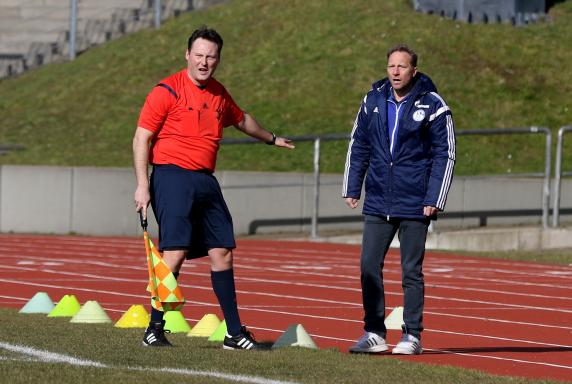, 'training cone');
115,305,149,328
385,306,404,330
208,320,227,342
19,292,55,314
272,324,317,349
187,314,220,337
70,300,112,324
163,311,192,333
48,294,81,317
